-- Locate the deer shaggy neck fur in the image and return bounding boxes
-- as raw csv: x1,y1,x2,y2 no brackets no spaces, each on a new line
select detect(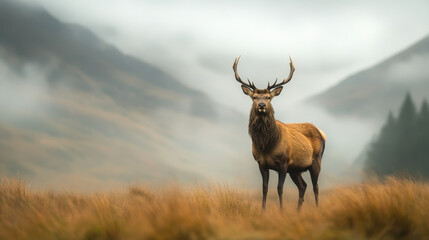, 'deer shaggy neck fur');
248,108,280,153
